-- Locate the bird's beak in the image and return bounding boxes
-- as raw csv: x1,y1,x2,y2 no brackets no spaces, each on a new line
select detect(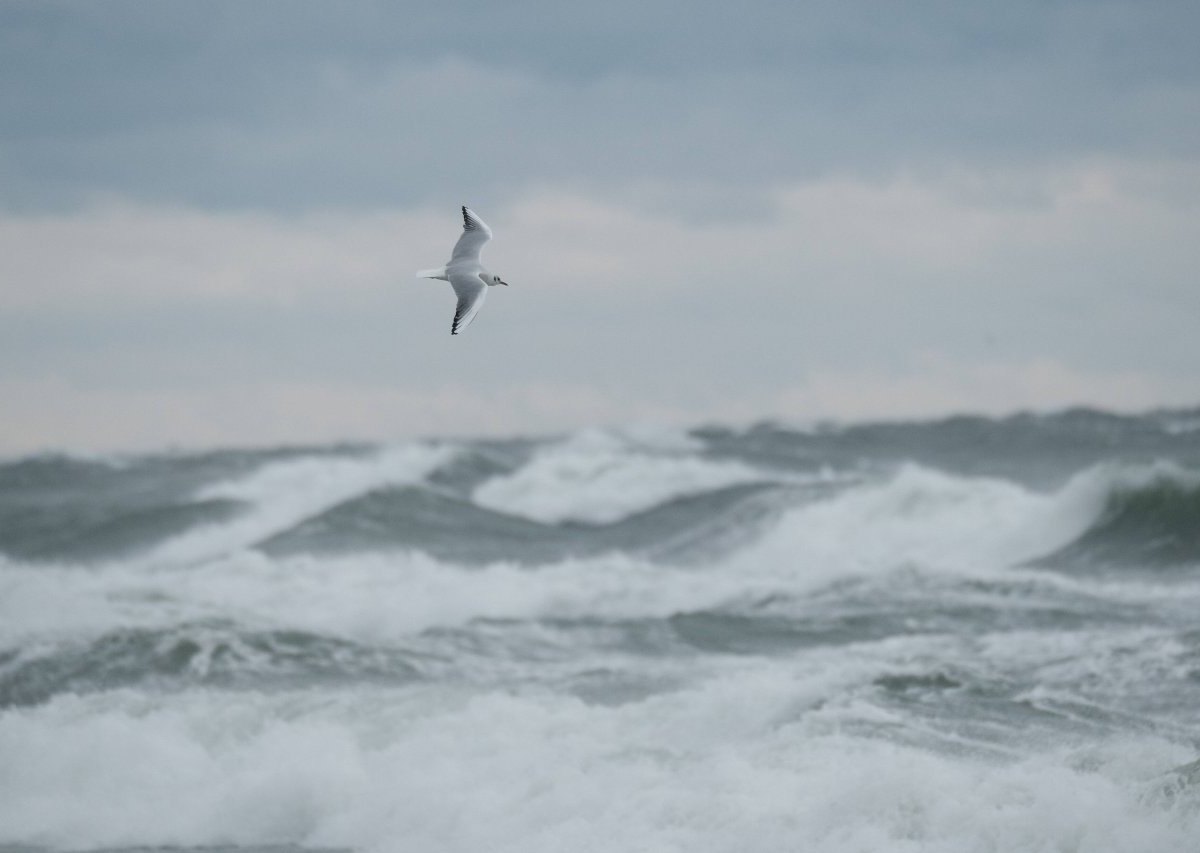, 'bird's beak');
500,280,509,286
